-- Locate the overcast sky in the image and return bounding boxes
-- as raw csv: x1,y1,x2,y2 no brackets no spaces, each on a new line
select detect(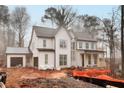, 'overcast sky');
8,5,118,46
